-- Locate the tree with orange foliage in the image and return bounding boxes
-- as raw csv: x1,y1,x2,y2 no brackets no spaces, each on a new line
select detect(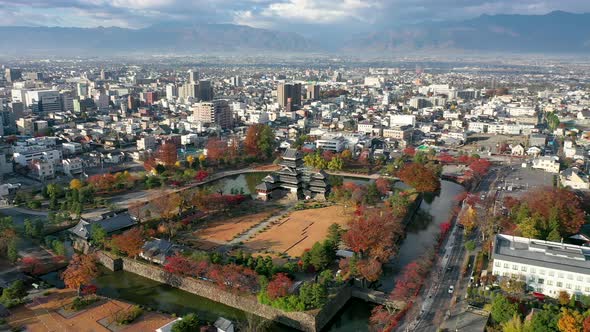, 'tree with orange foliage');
557,308,583,332
111,228,144,258
61,254,99,296
156,141,178,166
151,191,181,220
397,163,440,193
244,124,275,158
143,156,157,172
